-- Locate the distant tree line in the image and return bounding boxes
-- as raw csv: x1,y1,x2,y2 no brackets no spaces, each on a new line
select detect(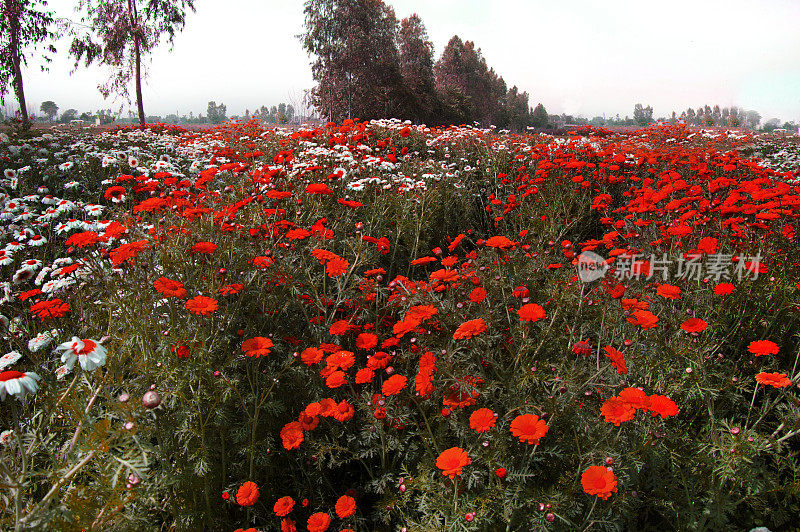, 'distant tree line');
552,103,798,133
301,0,549,130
